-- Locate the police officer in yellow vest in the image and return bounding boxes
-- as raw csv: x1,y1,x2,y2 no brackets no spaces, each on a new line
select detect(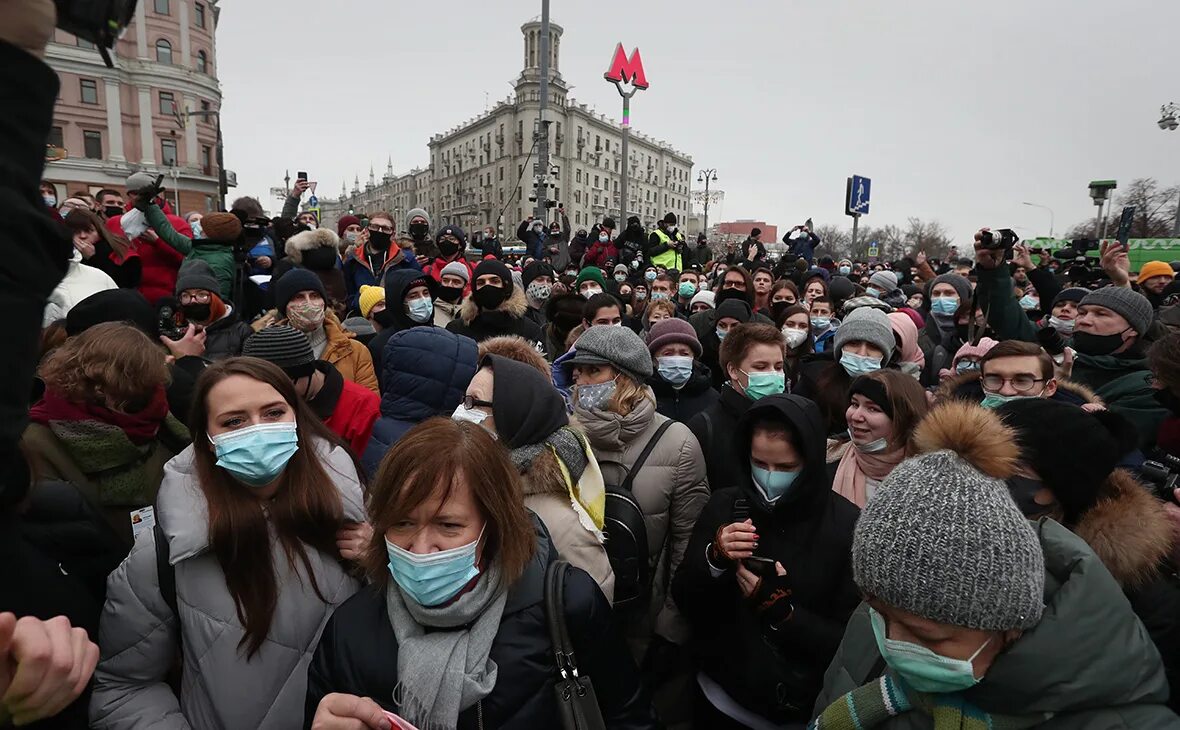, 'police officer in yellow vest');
647,212,686,271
